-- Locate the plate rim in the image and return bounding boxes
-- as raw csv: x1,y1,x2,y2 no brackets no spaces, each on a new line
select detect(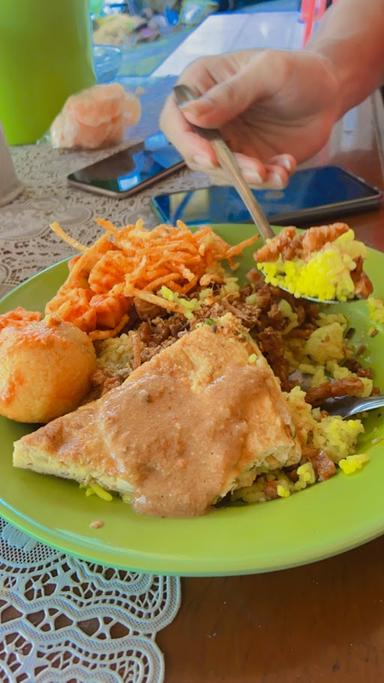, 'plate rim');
1,493,384,576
